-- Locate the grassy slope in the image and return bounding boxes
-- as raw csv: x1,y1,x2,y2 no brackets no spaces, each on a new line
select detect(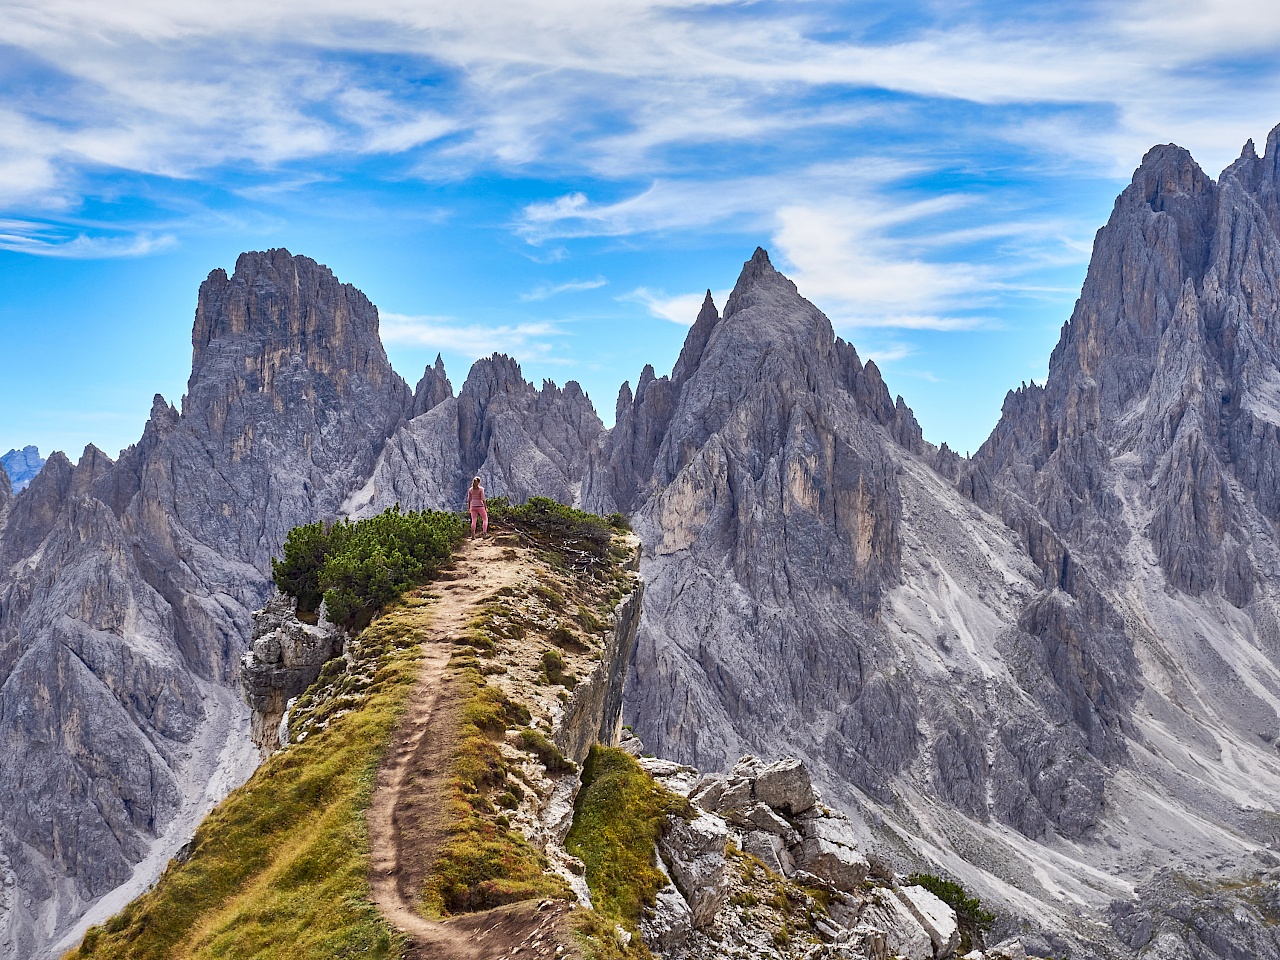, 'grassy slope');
70,602,431,960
